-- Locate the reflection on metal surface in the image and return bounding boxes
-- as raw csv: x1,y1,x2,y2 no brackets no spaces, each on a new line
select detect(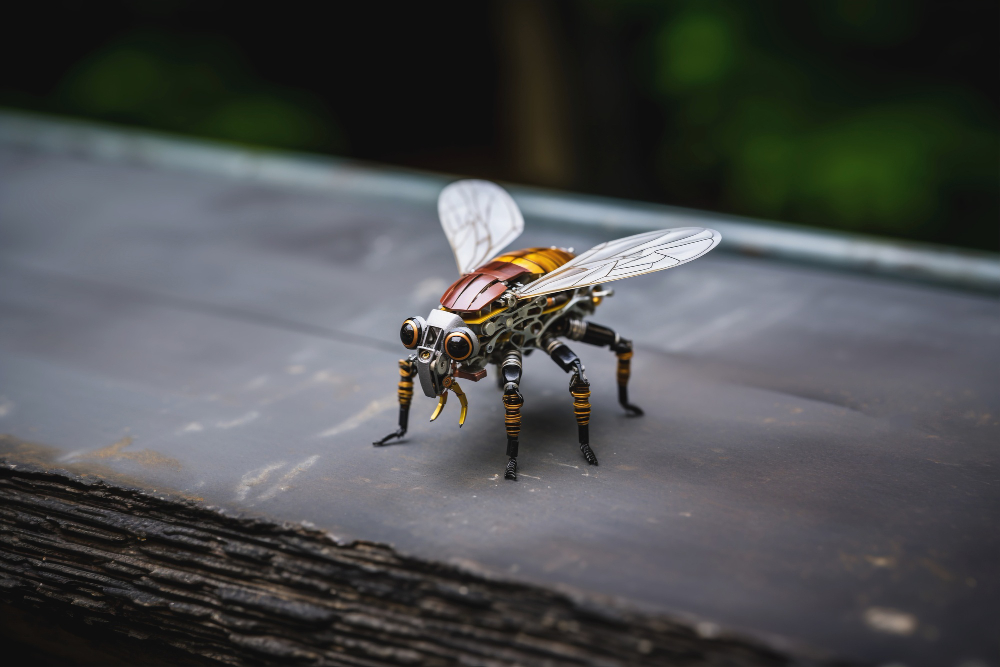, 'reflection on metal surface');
257,455,320,502
318,396,396,439
234,461,286,501
1,109,997,291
